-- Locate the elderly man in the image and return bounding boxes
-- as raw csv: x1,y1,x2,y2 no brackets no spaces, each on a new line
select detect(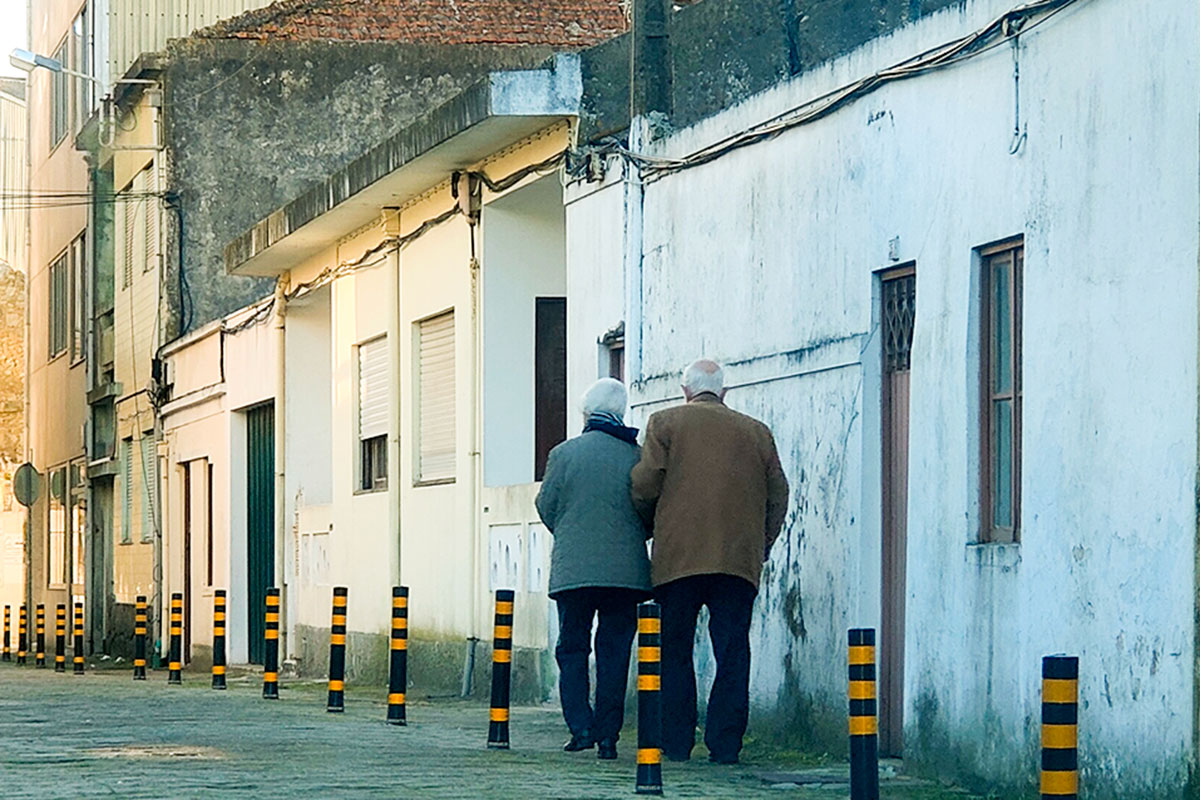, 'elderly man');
631,359,789,764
